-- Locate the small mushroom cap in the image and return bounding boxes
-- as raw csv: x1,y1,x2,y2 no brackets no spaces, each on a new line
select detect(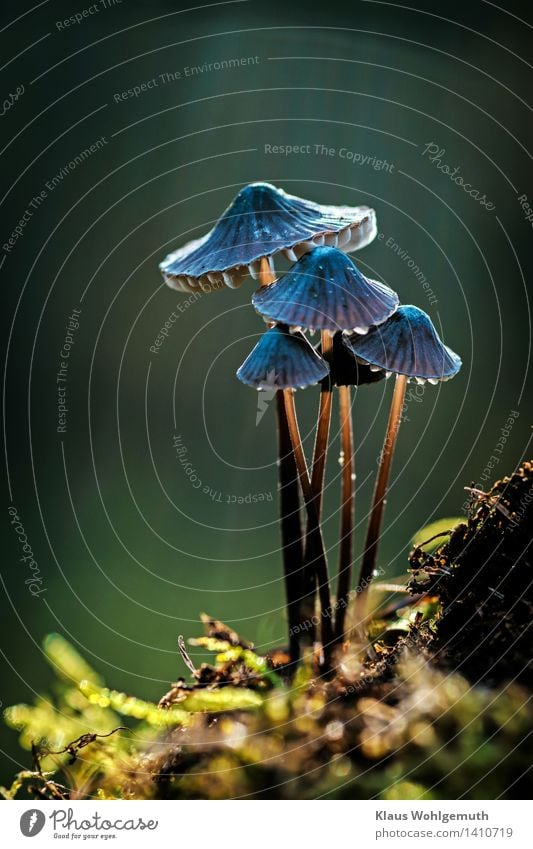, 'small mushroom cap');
346,305,462,382
317,332,386,387
252,246,399,332
160,182,376,290
236,324,329,390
